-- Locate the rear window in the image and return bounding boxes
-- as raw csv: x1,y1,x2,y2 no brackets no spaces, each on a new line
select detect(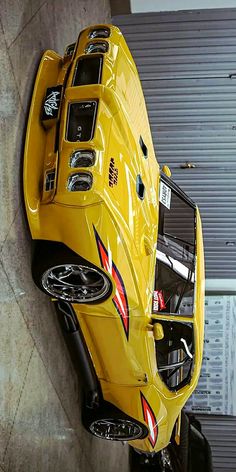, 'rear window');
153,177,196,317
155,320,194,391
